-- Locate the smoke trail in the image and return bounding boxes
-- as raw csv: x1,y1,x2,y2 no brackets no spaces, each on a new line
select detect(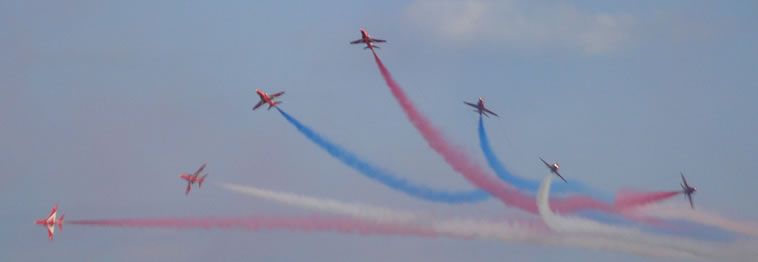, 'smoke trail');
431,218,745,260
370,51,638,215
275,108,489,204
477,101,680,208
638,203,758,237
614,190,681,207
219,182,557,243
219,183,421,223
224,182,748,260
68,216,443,237
478,116,611,200
537,174,758,261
